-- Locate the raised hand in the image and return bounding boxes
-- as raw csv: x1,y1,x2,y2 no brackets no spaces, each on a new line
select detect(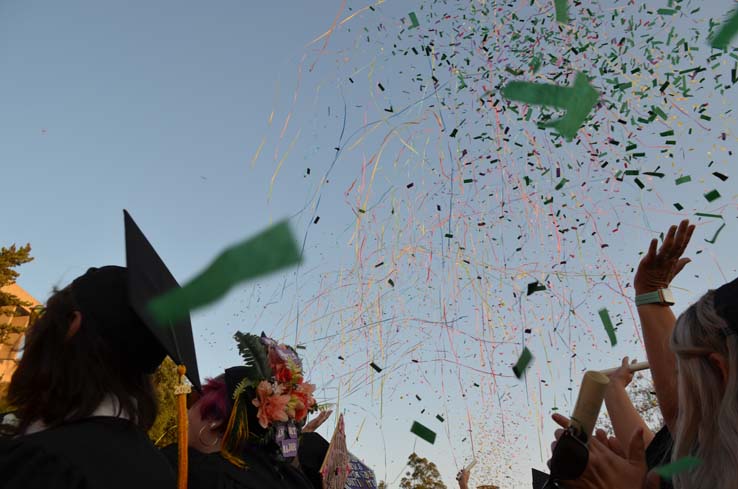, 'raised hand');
302,410,332,433
606,357,637,389
634,219,695,295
